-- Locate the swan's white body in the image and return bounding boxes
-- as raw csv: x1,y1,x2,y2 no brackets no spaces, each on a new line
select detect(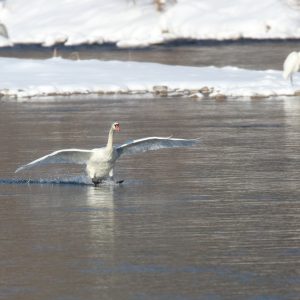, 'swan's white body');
283,51,300,85
15,122,199,185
